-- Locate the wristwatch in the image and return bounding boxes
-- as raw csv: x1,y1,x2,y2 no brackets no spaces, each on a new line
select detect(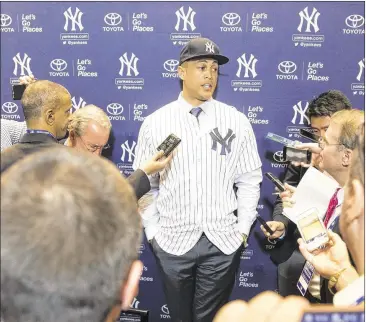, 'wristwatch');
328,267,348,295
